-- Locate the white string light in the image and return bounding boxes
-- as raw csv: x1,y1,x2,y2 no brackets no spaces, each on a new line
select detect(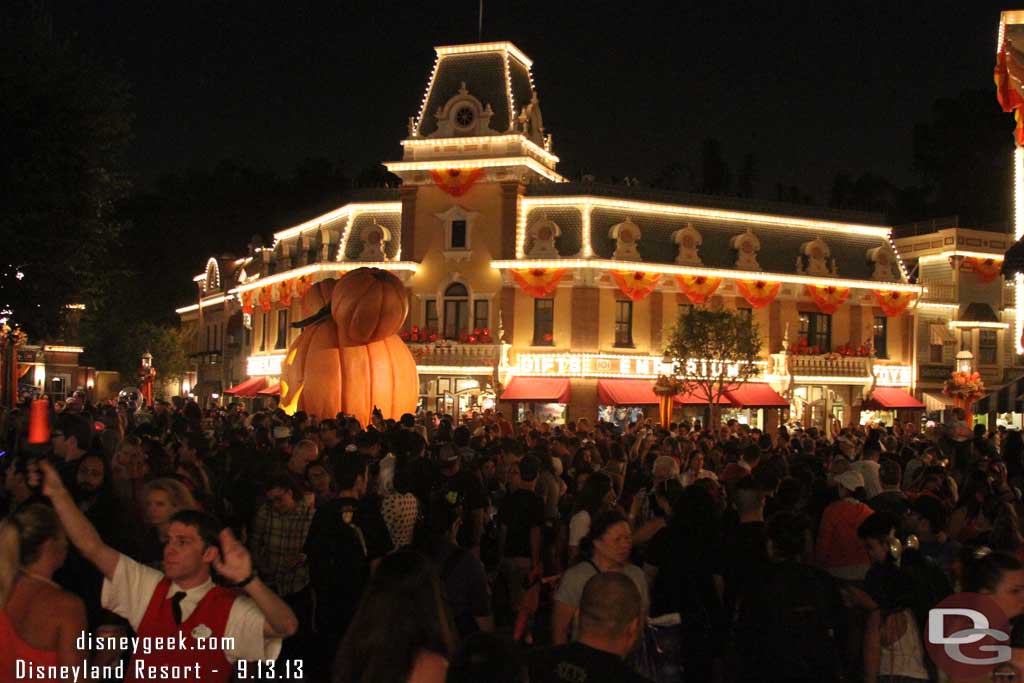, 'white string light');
435,42,533,68
519,195,893,238
231,262,418,295
413,54,442,136
274,202,401,241
491,258,921,293
947,321,1010,330
385,156,566,182
918,251,1006,263
400,135,559,165
175,294,235,314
